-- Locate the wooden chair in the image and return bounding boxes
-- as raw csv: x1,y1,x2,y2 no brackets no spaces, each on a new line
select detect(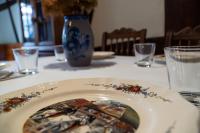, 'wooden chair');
0,43,22,60
194,24,200,32
165,26,200,46
102,28,147,56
